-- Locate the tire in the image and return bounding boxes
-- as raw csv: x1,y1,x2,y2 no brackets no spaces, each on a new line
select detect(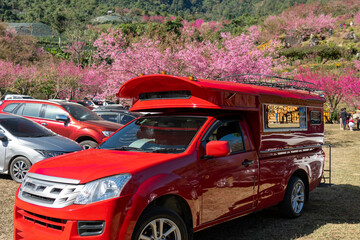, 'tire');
79,140,98,149
279,176,306,218
10,156,31,183
132,206,189,240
